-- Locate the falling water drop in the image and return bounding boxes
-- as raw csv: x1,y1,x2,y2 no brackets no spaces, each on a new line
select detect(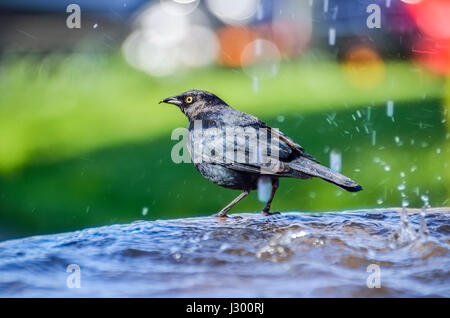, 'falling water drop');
419,194,430,237
330,149,342,172
331,6,338,20
252,76,260,92
402,199,409,208
277,115,285,123
257,176,272,203
328,28,336,46
256,1,264,20
386,100,394,117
